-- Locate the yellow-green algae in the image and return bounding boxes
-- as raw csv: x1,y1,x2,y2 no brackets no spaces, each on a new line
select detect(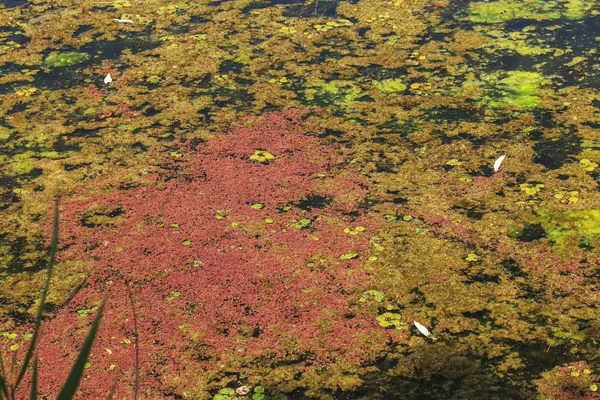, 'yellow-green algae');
540,209,600,250
372,78,407,94
485,70,548,109
43,51,90,67
468,0,596,24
